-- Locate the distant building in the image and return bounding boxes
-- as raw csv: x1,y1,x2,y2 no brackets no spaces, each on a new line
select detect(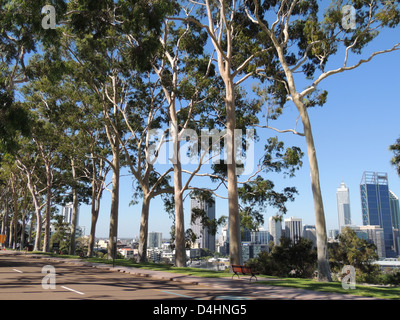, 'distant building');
337,182,352,231
61,202,79,226
351,225,386,259
60,202,84,237
390,191,400,256
360,172,396,258
268,216,282,245
148,232,162,249
303,225,317,247
190,196,216,252
250,229,269,244
241,242,268,262
328,229,339,241
284,217,302,244
389,190,400,230
118,248,134,259
217,224,229,256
